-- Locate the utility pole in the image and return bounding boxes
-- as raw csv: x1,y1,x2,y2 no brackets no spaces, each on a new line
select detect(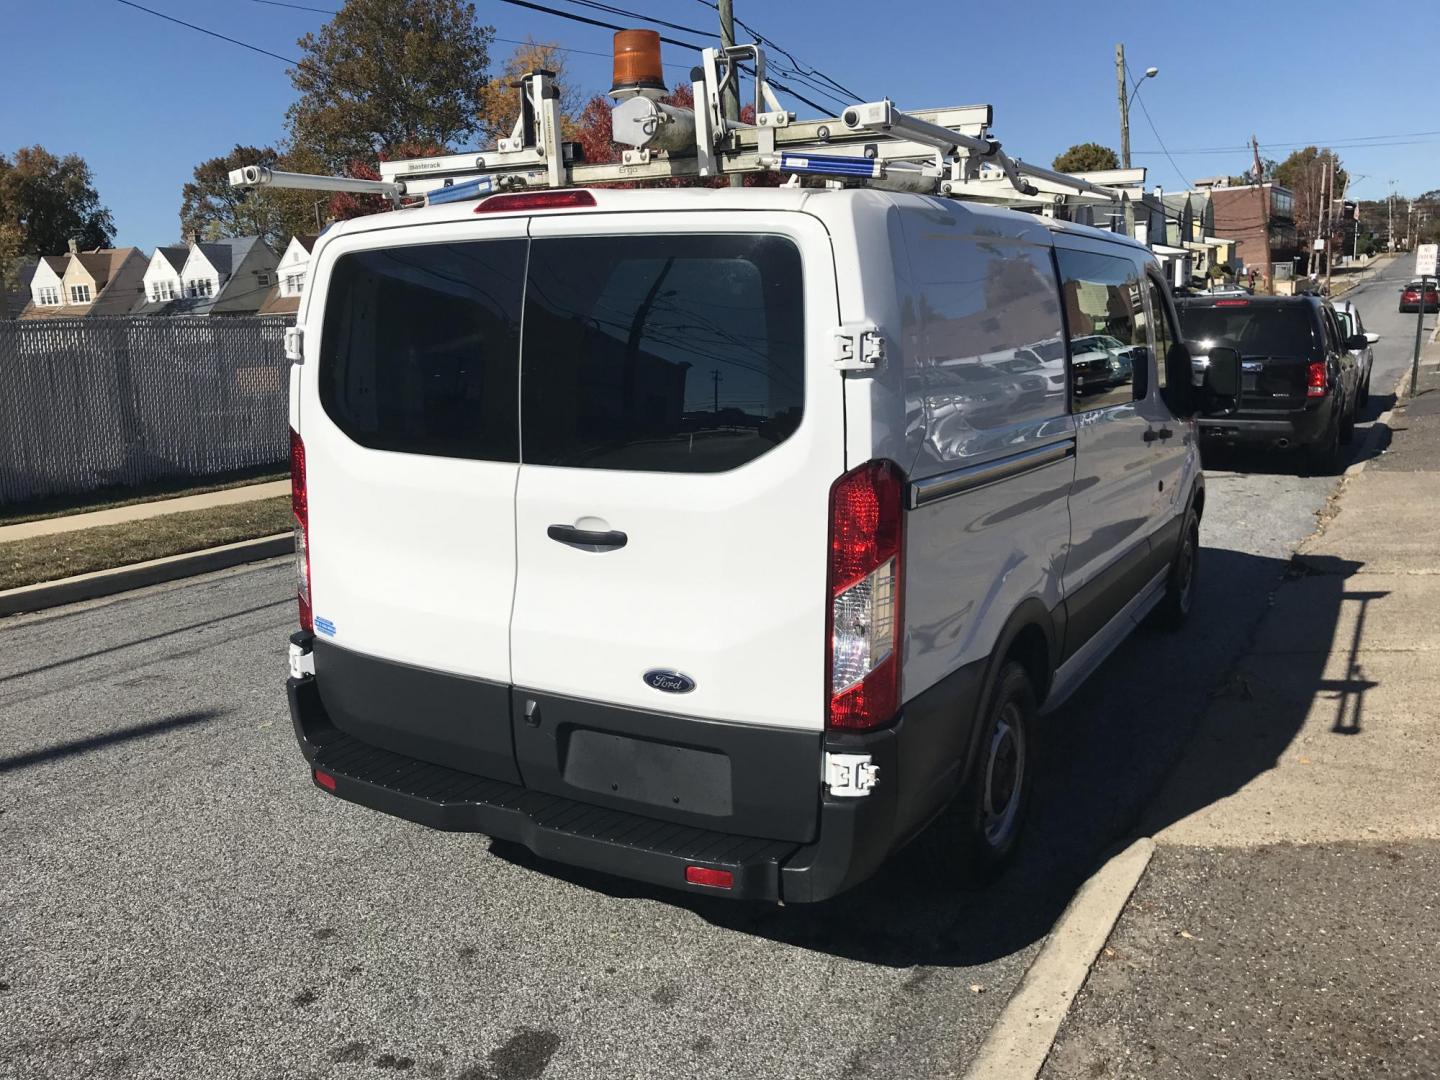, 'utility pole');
1252,134,1272,293
711,368,723,413
1324,155,1335,295
1116,44,1130,169
718,0,743,188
